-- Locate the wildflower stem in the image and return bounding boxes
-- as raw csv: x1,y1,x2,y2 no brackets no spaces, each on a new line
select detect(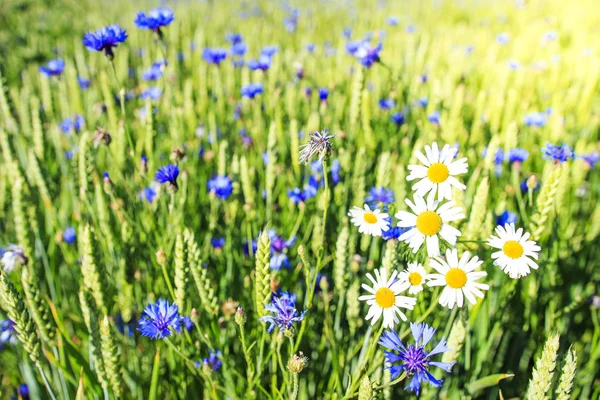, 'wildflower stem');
290,373,299,400
37,362,58,400
238,324,255,395
109,61,135,155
